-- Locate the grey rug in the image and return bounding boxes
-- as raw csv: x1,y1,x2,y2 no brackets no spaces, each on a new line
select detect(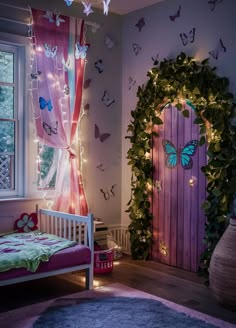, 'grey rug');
33,296,218,328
